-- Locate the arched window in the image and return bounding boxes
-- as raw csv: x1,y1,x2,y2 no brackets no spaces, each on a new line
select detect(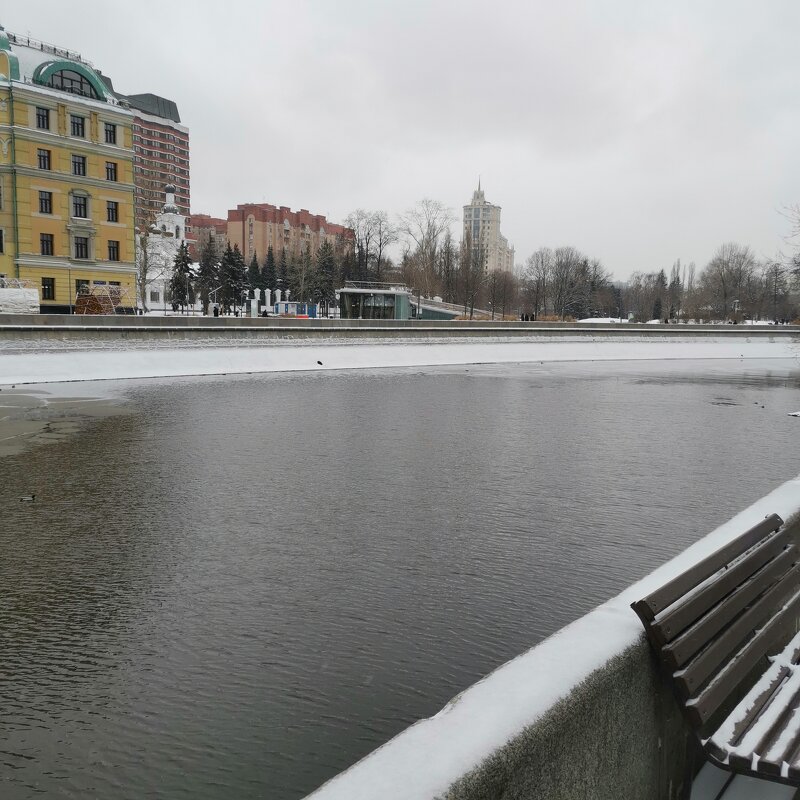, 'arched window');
46,69,100,99
175,226,180,238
